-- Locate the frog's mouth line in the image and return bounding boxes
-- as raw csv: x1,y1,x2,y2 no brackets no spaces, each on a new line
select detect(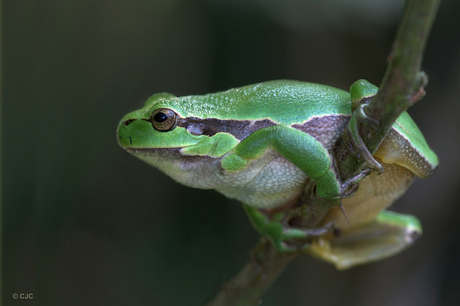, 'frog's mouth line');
126,147,219,161
126,147,184,155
